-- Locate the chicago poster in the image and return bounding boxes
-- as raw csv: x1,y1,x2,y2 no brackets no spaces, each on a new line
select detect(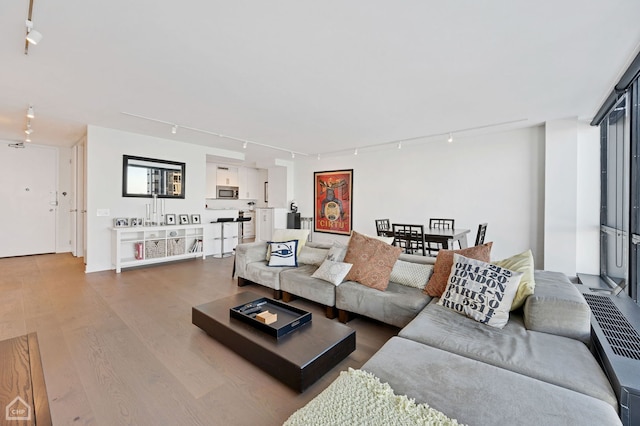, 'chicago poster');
314,169,353,235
